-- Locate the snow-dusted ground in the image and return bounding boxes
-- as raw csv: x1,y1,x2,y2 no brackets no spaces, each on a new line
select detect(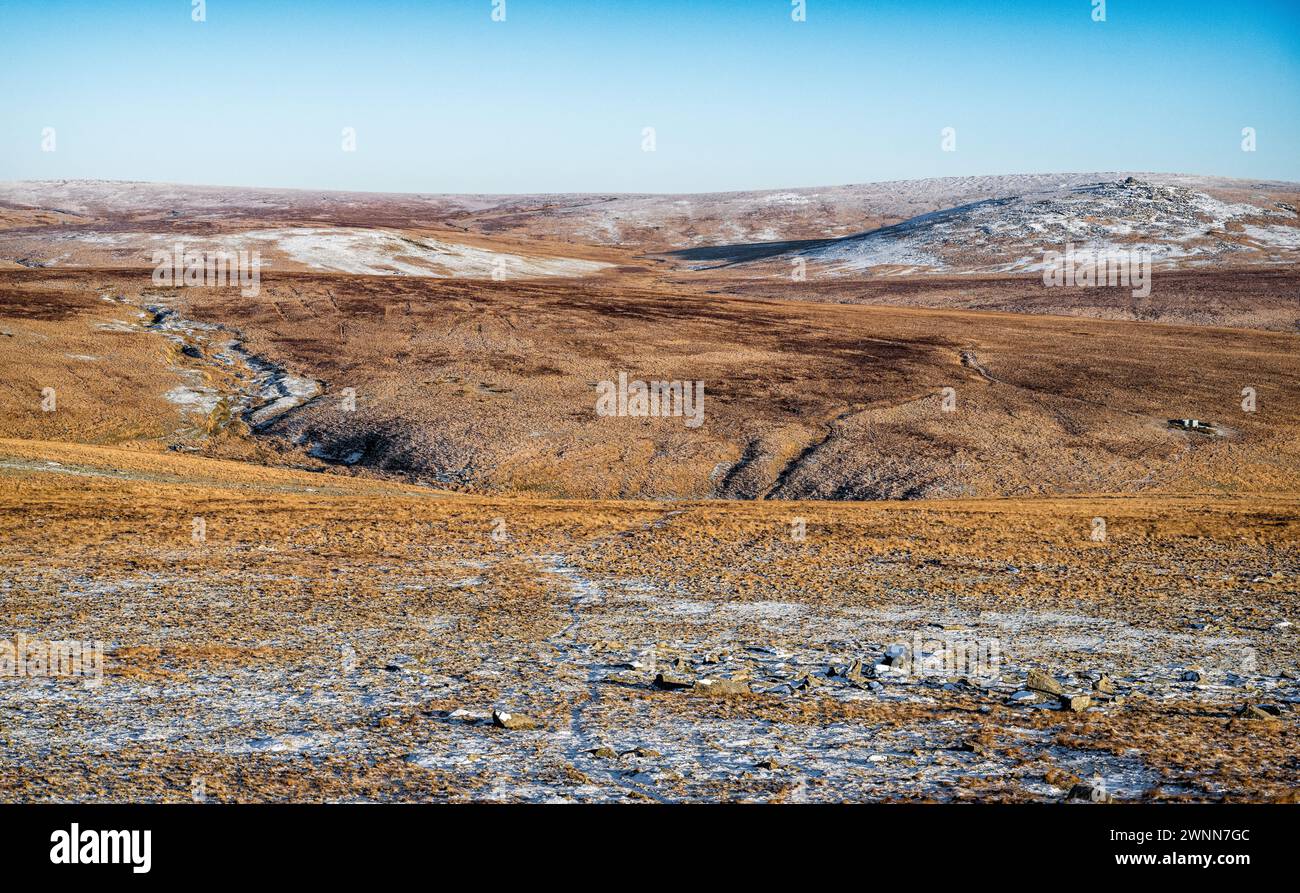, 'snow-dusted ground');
1,174,1296,274
225,228,612,278
747,179,1300,275
0,226,612,279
